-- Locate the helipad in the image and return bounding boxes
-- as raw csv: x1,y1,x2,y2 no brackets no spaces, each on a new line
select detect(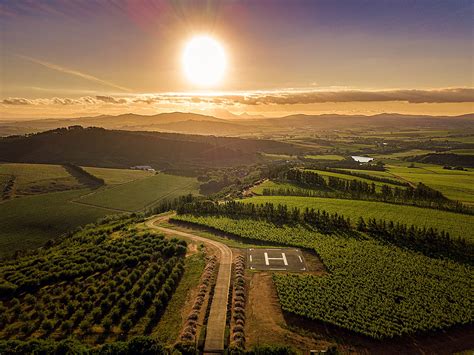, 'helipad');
247,248,307,272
